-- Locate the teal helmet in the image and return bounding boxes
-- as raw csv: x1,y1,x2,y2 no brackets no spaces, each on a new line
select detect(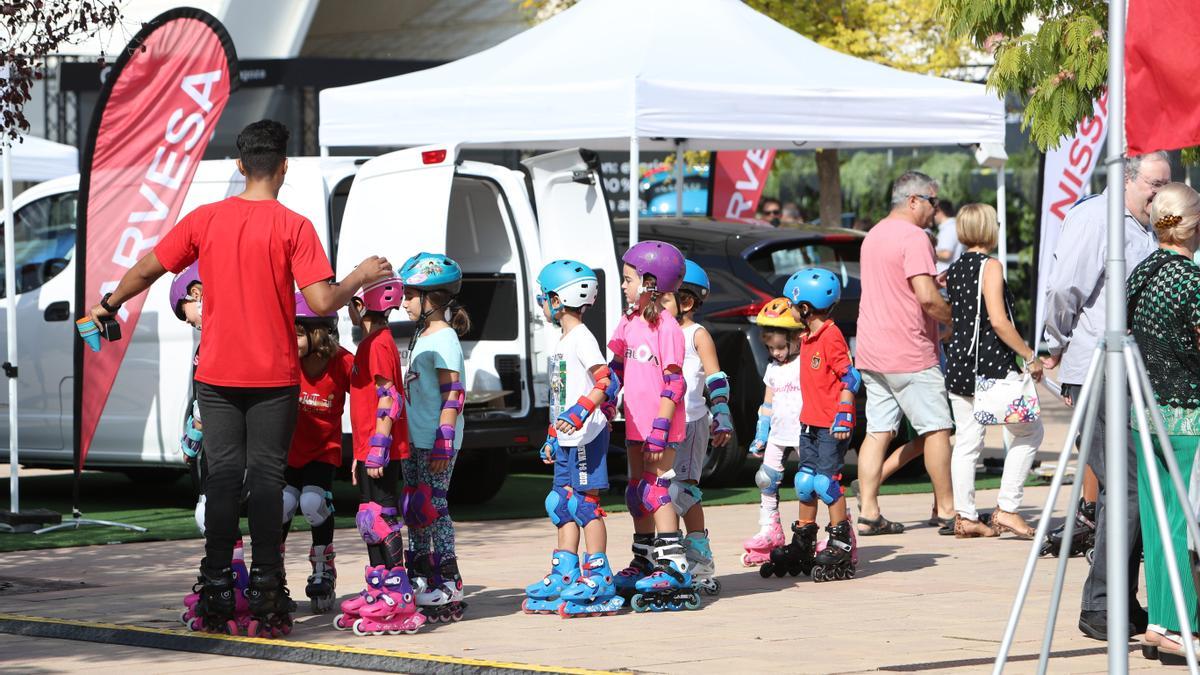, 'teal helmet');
536,259,598,323
783,267,840,311
679,259,710,301
399,252,463,294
